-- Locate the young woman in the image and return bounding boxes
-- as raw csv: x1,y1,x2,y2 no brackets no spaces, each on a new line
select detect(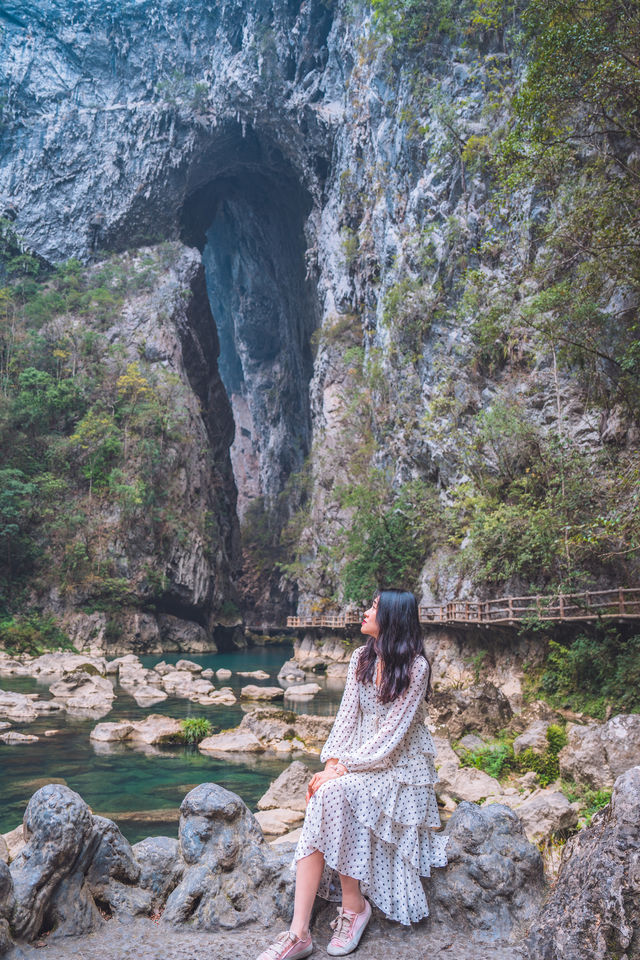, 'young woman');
256,589,448,960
